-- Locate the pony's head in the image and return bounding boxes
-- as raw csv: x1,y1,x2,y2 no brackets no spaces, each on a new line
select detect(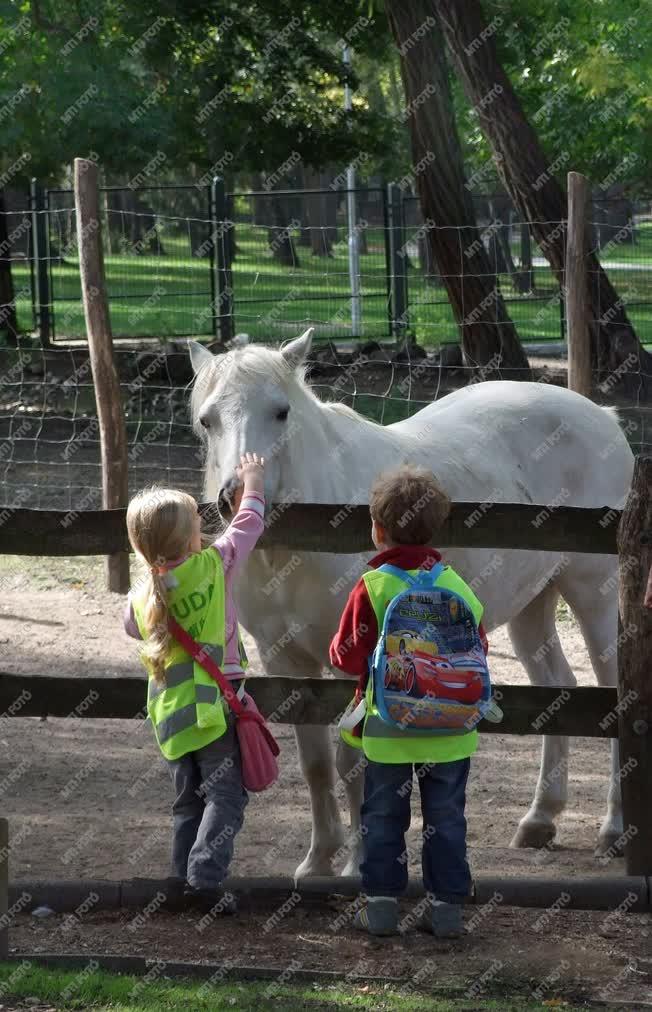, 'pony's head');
189,328,315,512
